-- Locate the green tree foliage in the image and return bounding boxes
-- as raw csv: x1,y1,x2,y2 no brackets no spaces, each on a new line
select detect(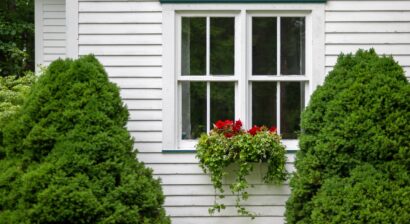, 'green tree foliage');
0,56,170,223
285,49,410,223
0,0,34,77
